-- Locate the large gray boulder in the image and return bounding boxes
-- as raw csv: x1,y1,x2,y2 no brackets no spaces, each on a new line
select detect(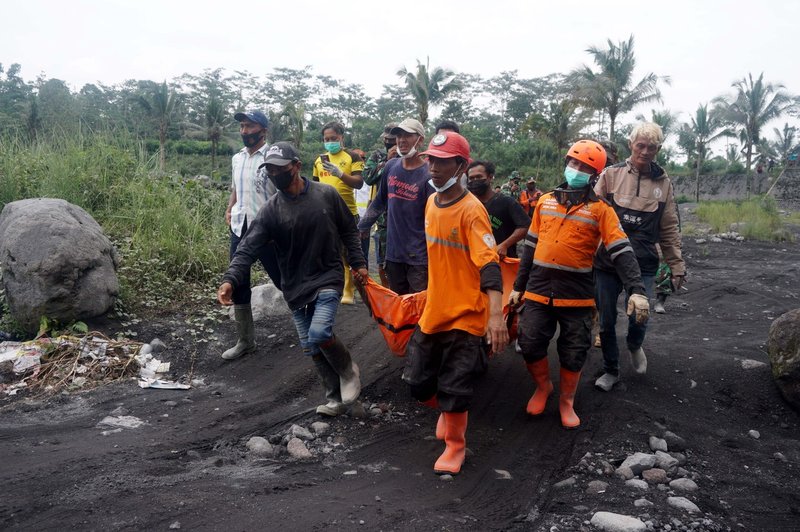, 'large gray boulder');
0,198,119,332
768,308,800,410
